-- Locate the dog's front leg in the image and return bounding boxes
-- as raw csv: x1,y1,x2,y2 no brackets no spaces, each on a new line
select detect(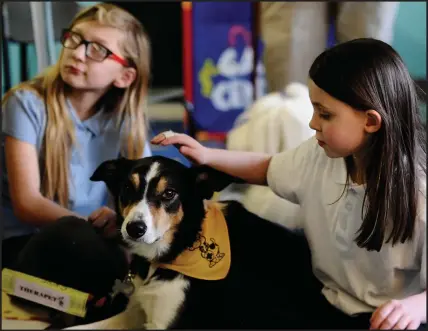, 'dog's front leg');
137,275,189,330
63,298,146,330
63,310,135,330
64,286,147,330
